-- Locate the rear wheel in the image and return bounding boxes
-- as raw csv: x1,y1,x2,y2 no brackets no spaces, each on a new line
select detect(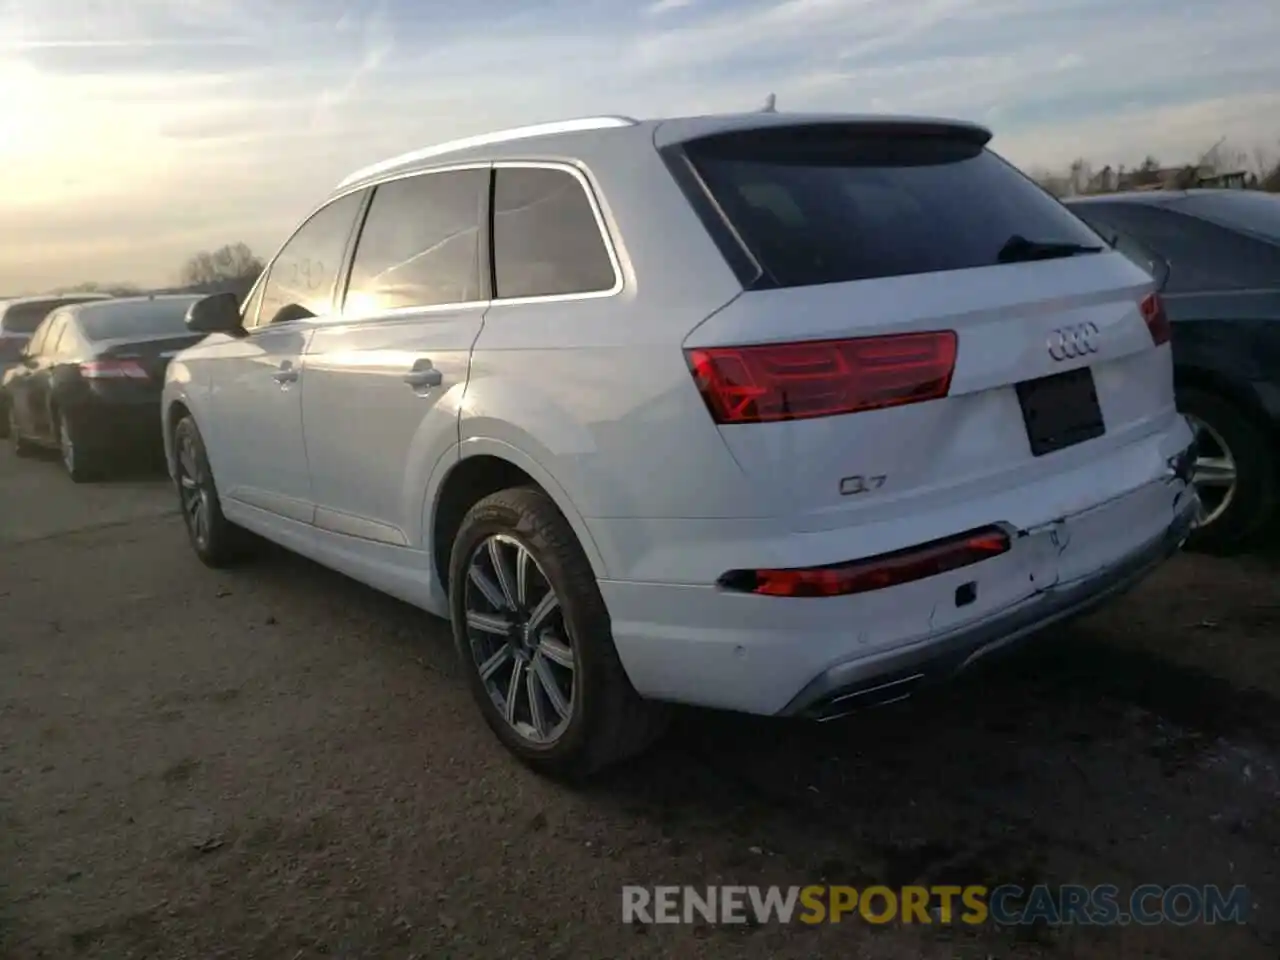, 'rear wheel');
449,486,667,779
1179,387,1278,555
57,411,104,483
173,415,251,567
8,405,34,456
